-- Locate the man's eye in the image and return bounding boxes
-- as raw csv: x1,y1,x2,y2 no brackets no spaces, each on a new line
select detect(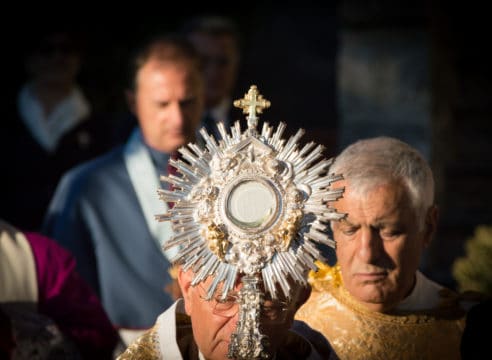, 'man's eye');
215,295,237,304
341,228,357,236
381,230,402,238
